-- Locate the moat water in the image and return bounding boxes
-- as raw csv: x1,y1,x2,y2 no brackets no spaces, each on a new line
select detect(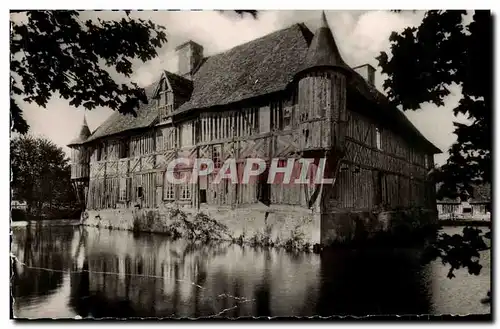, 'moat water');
11,222,491,318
